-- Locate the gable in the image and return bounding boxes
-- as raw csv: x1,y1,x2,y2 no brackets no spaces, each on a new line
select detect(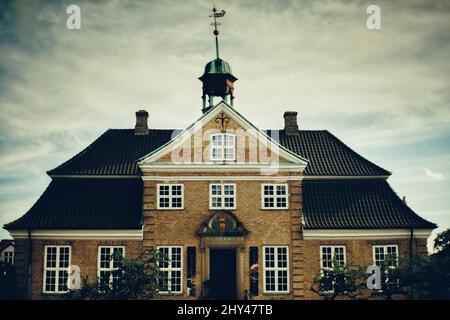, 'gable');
139,102,308,172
